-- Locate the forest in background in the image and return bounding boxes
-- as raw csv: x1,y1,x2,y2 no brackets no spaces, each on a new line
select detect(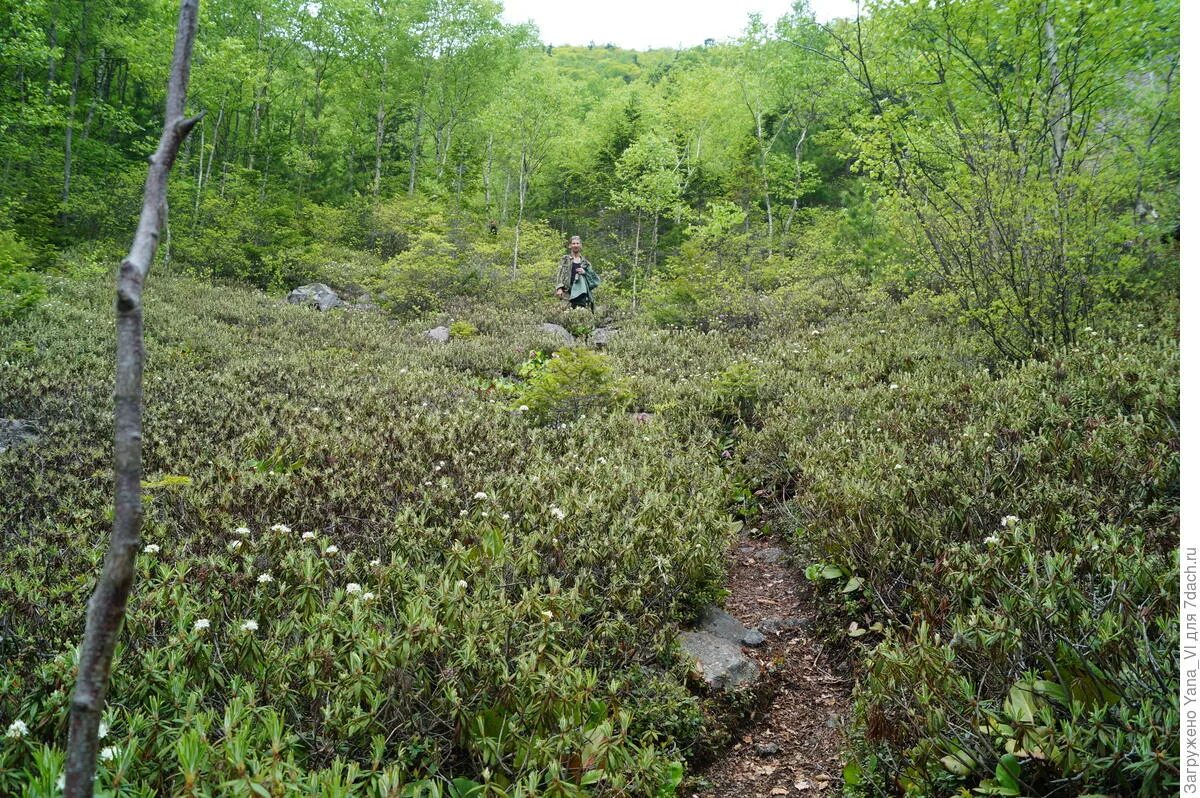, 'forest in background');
1,0,1179,350
0,0,1181,795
